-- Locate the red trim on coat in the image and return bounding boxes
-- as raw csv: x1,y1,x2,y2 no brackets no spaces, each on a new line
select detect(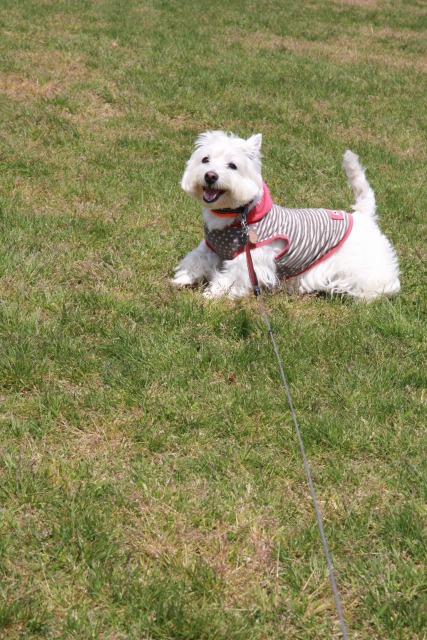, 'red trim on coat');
232,235,290,260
